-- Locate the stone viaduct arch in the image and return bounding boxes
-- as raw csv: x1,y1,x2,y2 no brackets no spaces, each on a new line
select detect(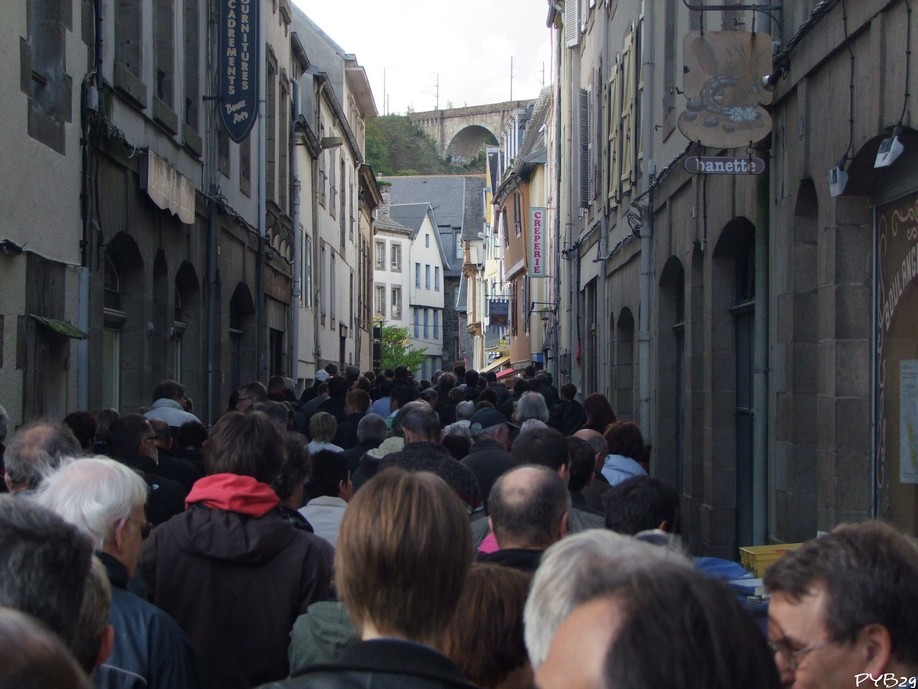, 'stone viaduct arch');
408,100,532,162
